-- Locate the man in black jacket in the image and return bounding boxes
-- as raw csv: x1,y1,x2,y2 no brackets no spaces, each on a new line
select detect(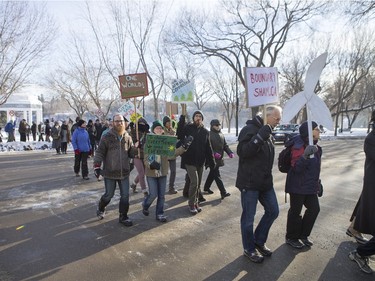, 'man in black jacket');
236,105,282,263
181,110,215,215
